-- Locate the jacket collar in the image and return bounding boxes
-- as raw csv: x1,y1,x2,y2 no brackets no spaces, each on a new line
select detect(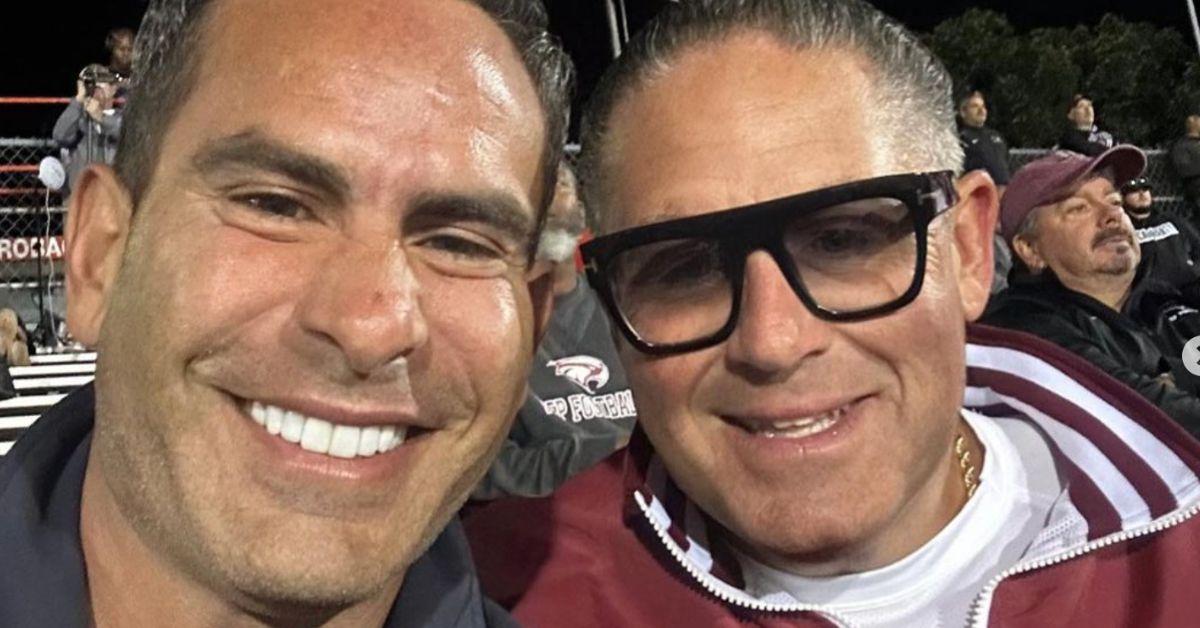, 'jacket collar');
621,324,1200,602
